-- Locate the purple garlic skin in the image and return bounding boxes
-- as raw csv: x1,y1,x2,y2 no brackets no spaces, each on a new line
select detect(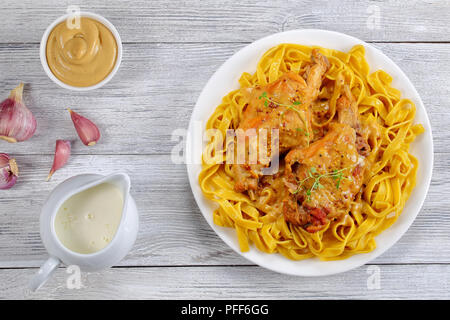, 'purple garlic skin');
0,83,37,143
0,153,19,190
47,140,71,181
